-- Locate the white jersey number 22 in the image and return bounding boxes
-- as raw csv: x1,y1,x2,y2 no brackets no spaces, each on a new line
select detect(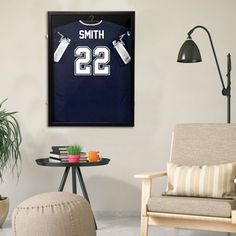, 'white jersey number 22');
74,46,110,76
